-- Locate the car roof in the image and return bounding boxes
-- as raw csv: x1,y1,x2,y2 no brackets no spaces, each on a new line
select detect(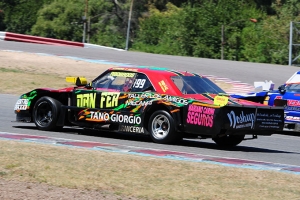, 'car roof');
106,66,213,96
286,71,300,84
108,66,202,77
